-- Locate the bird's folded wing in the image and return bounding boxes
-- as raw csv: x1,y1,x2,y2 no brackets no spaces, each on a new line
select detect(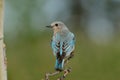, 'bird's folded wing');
64,36,75,56
51,40,59,56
